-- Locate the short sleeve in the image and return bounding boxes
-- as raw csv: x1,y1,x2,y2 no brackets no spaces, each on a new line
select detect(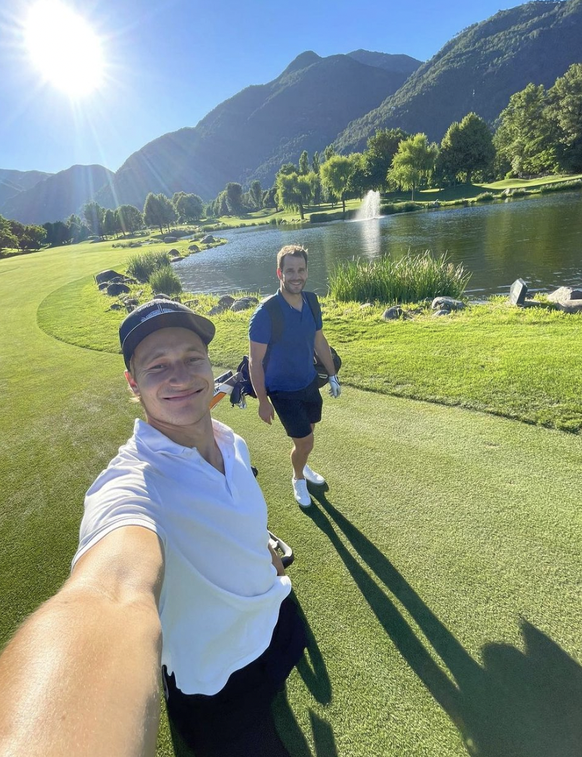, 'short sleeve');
249,305,272,345
71,464,167,570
